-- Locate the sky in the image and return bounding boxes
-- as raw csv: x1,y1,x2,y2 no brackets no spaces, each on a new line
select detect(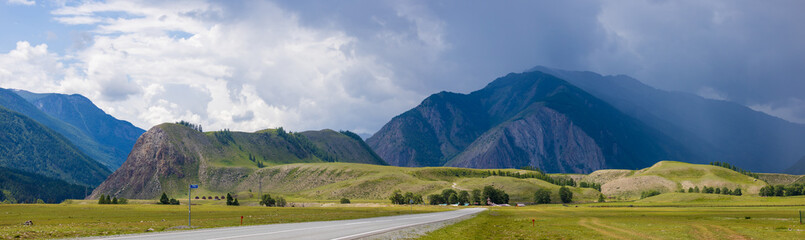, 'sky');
1,0,803,136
